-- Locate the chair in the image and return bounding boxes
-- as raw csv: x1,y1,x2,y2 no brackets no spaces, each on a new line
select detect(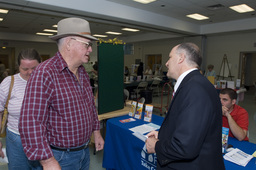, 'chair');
124,89,129,101
149,80,161,96
134,81,148,99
